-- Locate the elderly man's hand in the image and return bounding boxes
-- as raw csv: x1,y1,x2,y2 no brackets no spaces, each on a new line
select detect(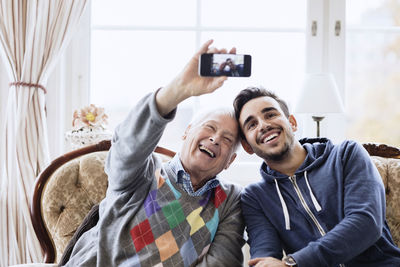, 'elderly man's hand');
156,40,236,116
248,257,287,267
173,39,236,98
